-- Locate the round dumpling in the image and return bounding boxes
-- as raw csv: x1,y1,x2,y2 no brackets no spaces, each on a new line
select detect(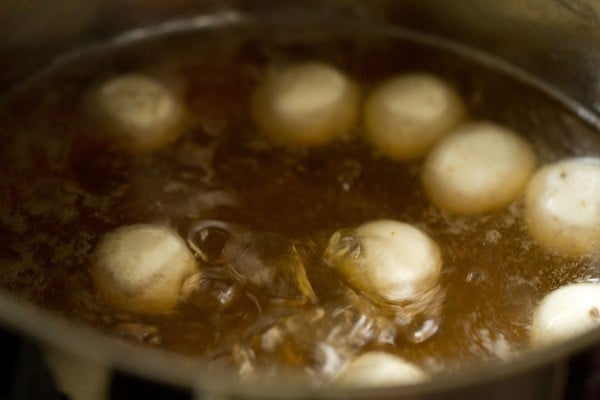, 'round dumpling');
363,73,465,160
91,224,197,314
422,122,537,215
531,283,600,346
90,74,185,152
332,351,428,387
525,157,600,256
251,61,359,147
324,219,442,304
